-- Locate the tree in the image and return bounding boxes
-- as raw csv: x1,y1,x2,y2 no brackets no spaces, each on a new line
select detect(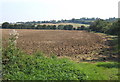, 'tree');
37,25,42,29
107,18,120,35
89,19,108,32
57,25,64,30
52,25,56,30
63,25,73,30
9,24,14,29
31,25,35,29
46,25,51,29
80,25,85,30
77,27,81,30
73,28,76,30
2,22,9,29
42,25,47,29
